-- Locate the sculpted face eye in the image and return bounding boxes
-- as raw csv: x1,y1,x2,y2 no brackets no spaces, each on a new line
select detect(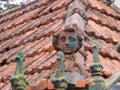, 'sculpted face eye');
60,36,66,42
69,36,76,42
